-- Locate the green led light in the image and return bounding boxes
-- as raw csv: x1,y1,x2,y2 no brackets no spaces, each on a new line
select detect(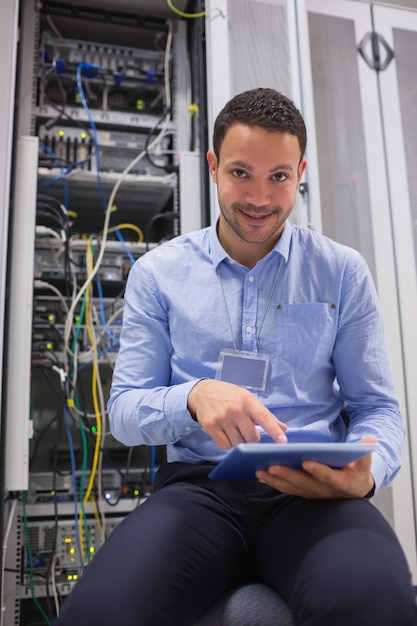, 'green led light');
133,489,139,497
91,425,97,433
48,314,55,323
46,342,52,350
136,99,144,111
